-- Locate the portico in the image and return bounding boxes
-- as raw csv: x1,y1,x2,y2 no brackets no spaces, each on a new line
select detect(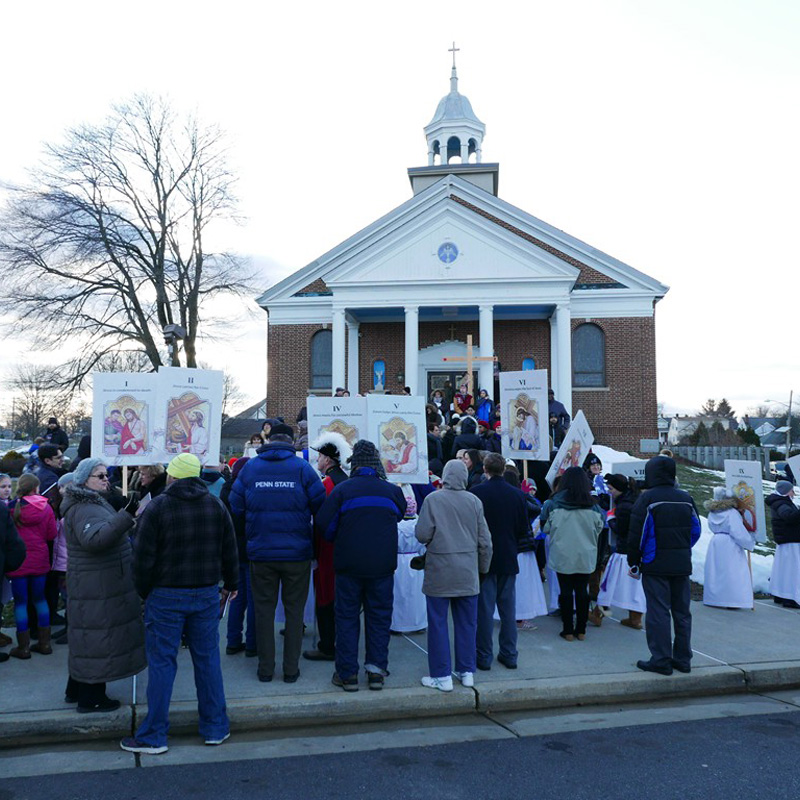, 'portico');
328,302,571,411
